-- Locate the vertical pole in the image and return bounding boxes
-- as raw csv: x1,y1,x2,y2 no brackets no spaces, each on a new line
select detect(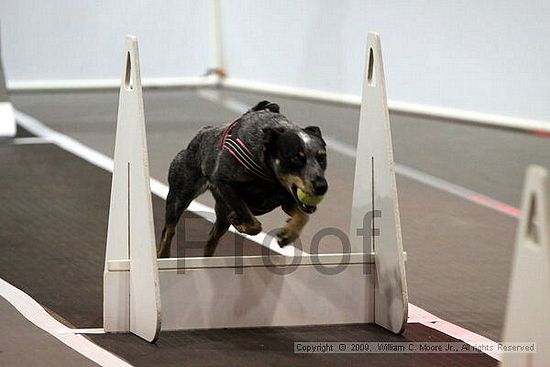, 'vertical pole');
104,35,161,342
207,0,225,78
348,32,408,333
0,22,16,138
